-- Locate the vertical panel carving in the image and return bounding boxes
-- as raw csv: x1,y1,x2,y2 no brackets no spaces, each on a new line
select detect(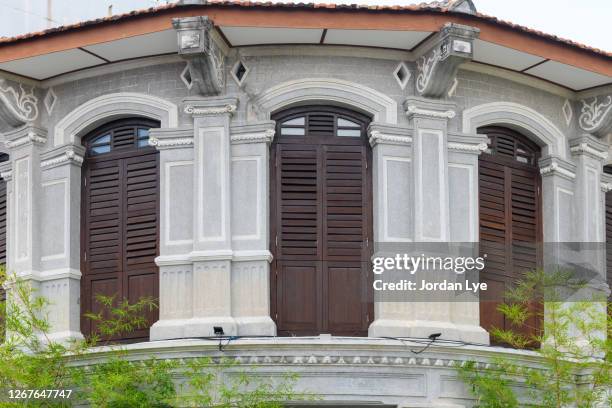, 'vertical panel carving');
14,157,30,261
416,129,445,241
448,164,473,241
41,180,67,260
198,127,226,242
166,161,194,245
231,157,260,239
383,157,412,241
